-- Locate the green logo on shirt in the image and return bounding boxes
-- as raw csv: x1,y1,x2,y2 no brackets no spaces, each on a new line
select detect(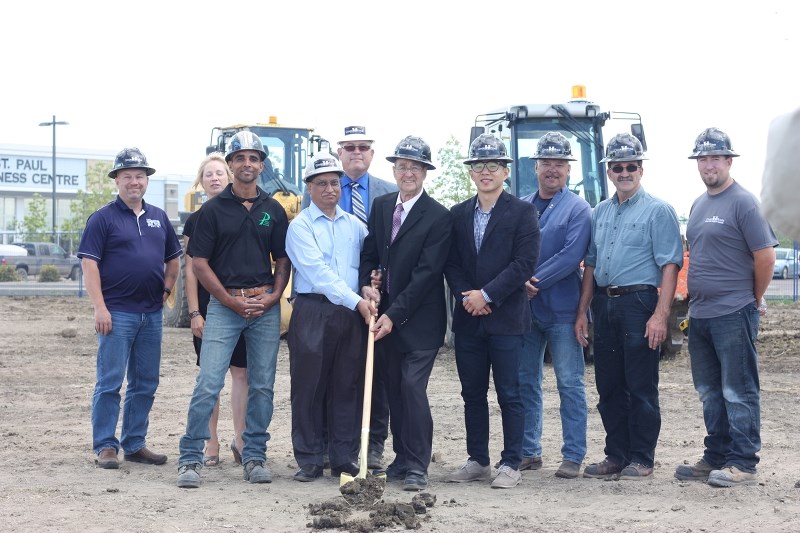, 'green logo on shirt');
259,212,271,226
